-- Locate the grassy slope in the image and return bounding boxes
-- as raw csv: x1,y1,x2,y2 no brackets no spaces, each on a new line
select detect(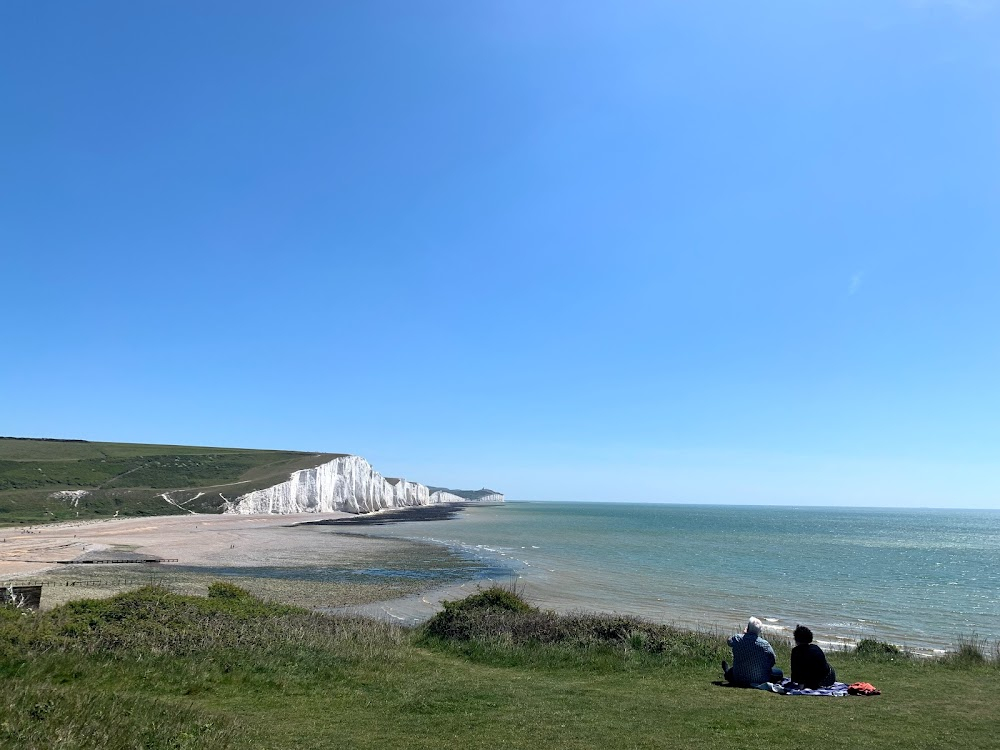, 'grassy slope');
1,586,996,750
0,438,342,524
